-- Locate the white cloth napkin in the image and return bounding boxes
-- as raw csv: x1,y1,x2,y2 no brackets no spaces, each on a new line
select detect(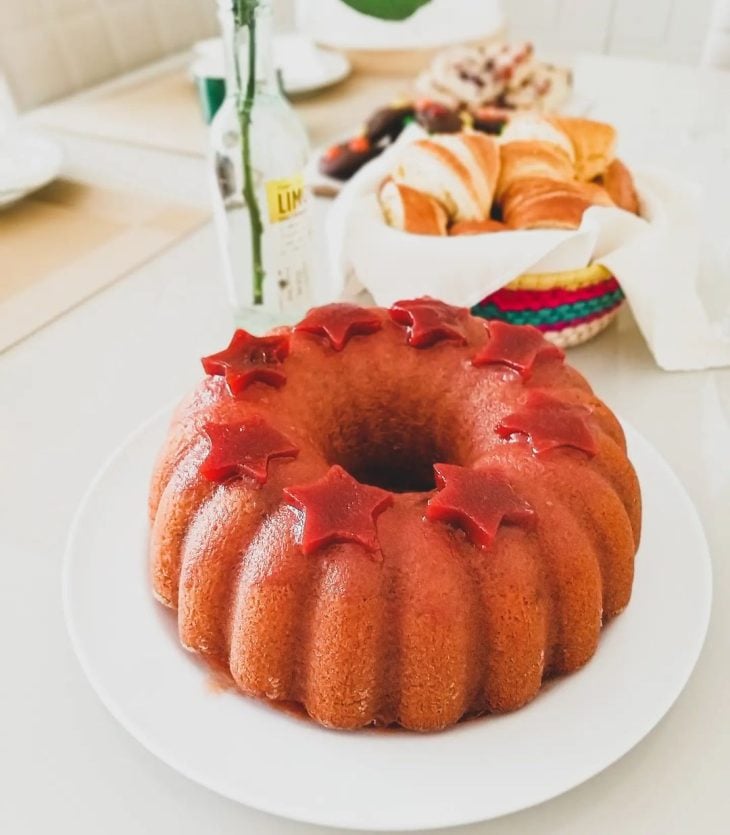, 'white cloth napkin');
327,127,730,371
